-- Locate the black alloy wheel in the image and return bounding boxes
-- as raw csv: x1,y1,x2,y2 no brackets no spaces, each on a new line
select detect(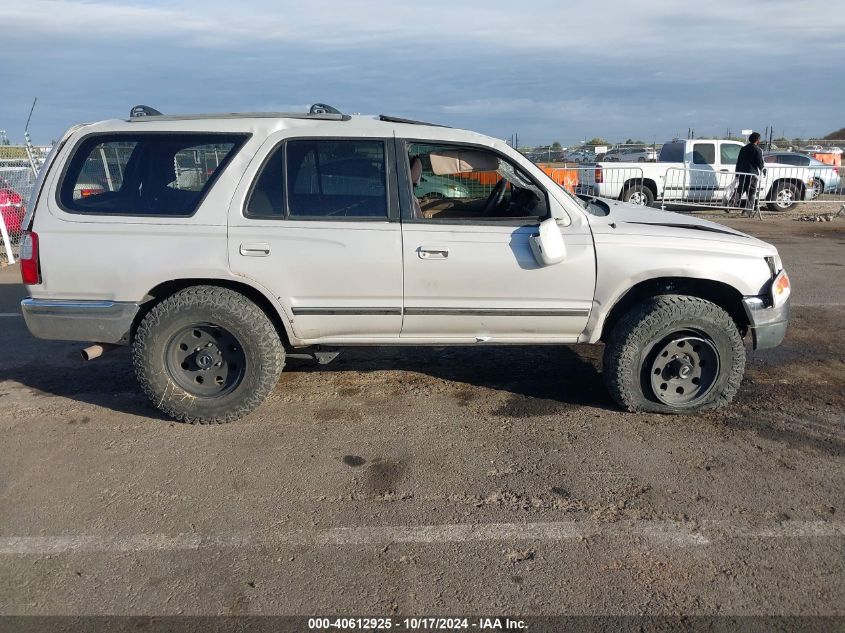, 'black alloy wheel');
647,331,720,406
165,323,246,397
